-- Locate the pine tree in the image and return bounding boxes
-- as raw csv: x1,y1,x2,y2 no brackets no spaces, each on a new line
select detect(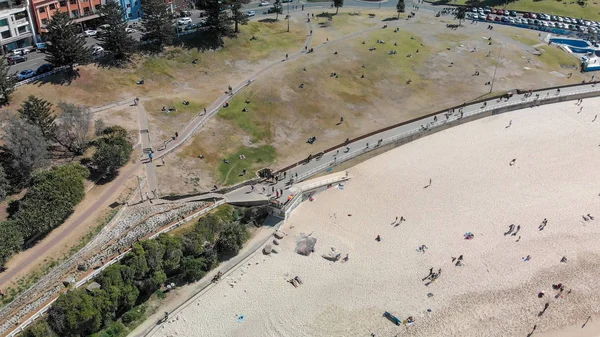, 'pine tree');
46,11,89,70
455,7,466,26
333,0,343,14
273,0,283,20
203,0,233,49
100,1,135,62
141,0,174,51
0,56,15,105
230,0,248,34
18,95,55,140
397,0,405,17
